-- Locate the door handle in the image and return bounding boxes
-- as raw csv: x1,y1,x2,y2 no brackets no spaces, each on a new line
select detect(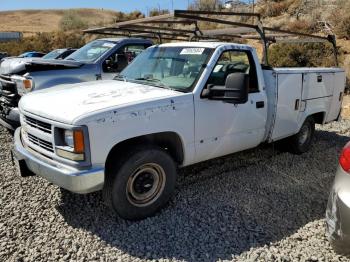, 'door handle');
256,101,265,109
295,99,300,110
